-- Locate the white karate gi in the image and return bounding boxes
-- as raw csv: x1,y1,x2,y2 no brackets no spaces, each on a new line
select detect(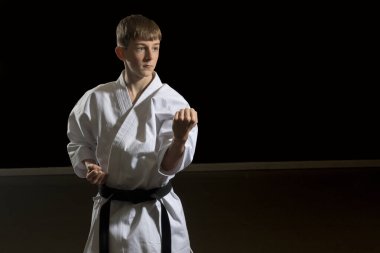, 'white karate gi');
67,71,198,253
